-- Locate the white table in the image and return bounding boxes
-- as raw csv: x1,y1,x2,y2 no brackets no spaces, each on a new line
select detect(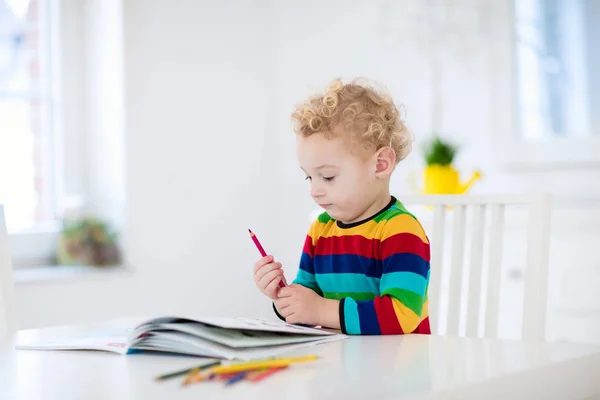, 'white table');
1,323,600,400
